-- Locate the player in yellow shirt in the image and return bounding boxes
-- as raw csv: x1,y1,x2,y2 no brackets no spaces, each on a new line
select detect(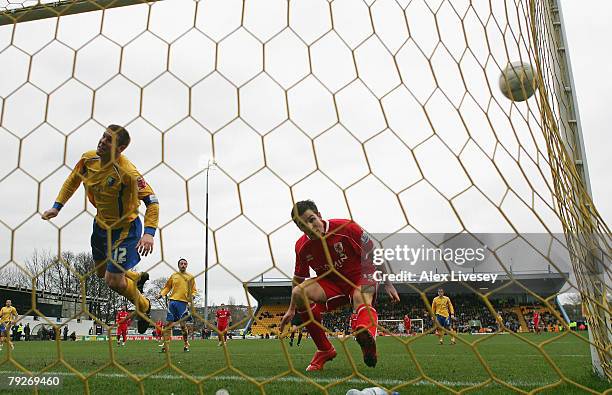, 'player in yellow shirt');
157,258,197,353
432,288,456,345
0,300,18,350
42,125,159,334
